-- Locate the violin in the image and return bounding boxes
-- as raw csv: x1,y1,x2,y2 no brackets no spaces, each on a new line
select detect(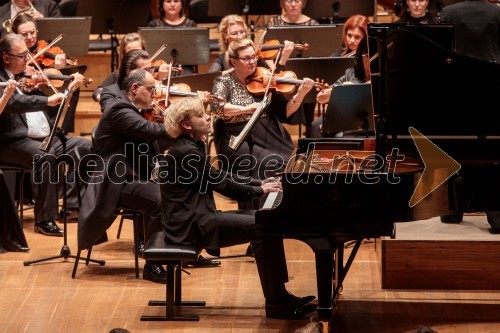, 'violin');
20,66,92,93
32,39,77,68
256,40,309,60
150,59,183,79
246,67,327,96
